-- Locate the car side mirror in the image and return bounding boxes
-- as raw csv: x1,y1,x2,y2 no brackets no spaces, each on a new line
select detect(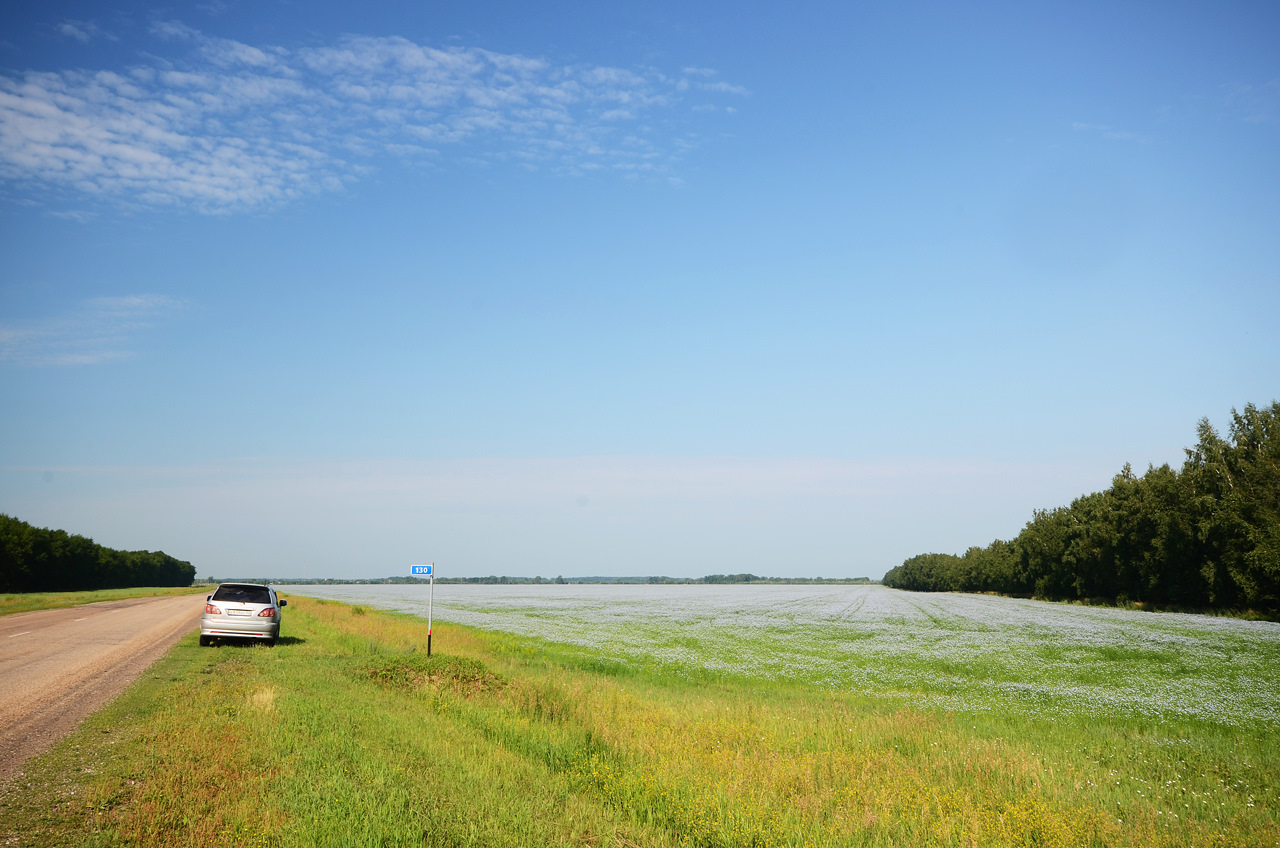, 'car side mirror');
206,595,212,601
279,599,287,607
